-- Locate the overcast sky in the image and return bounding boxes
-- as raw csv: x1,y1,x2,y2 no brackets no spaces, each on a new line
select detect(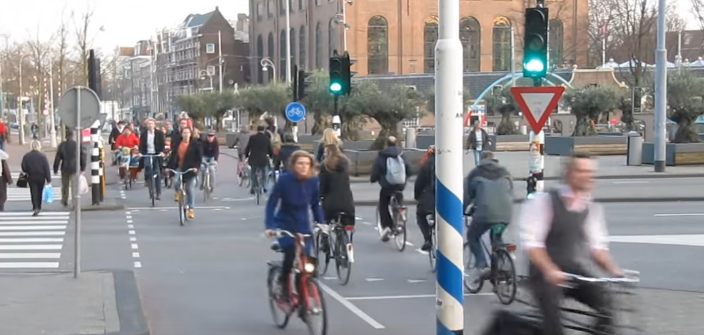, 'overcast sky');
0,0,249,51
